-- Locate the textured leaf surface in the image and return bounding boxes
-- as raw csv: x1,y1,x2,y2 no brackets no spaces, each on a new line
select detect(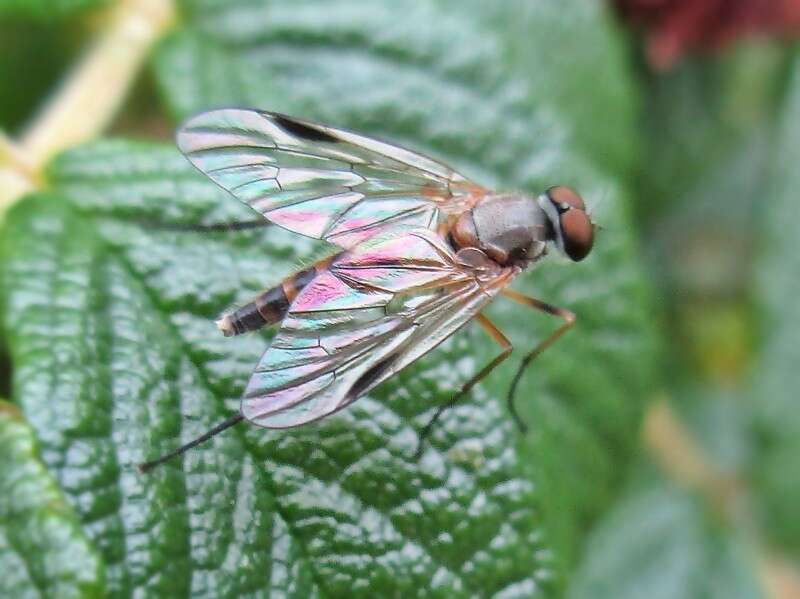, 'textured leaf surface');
3,153,548,598
0,0,658,596
152,0,658,570
0,400,105,598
